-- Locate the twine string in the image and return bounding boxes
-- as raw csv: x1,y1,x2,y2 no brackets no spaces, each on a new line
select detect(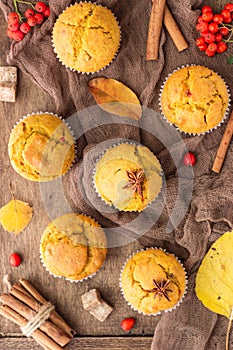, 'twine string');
21,302,55,337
